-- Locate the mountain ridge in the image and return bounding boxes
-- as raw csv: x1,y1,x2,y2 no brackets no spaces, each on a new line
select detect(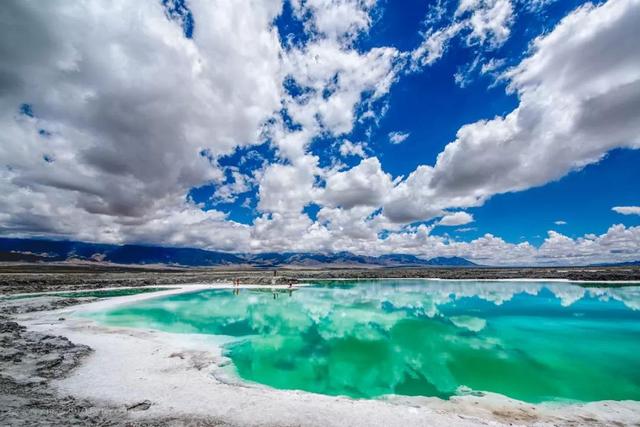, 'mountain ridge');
0,237,477,268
